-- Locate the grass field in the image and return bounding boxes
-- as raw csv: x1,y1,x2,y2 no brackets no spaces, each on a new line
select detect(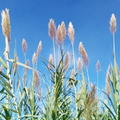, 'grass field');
0,9,119,120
